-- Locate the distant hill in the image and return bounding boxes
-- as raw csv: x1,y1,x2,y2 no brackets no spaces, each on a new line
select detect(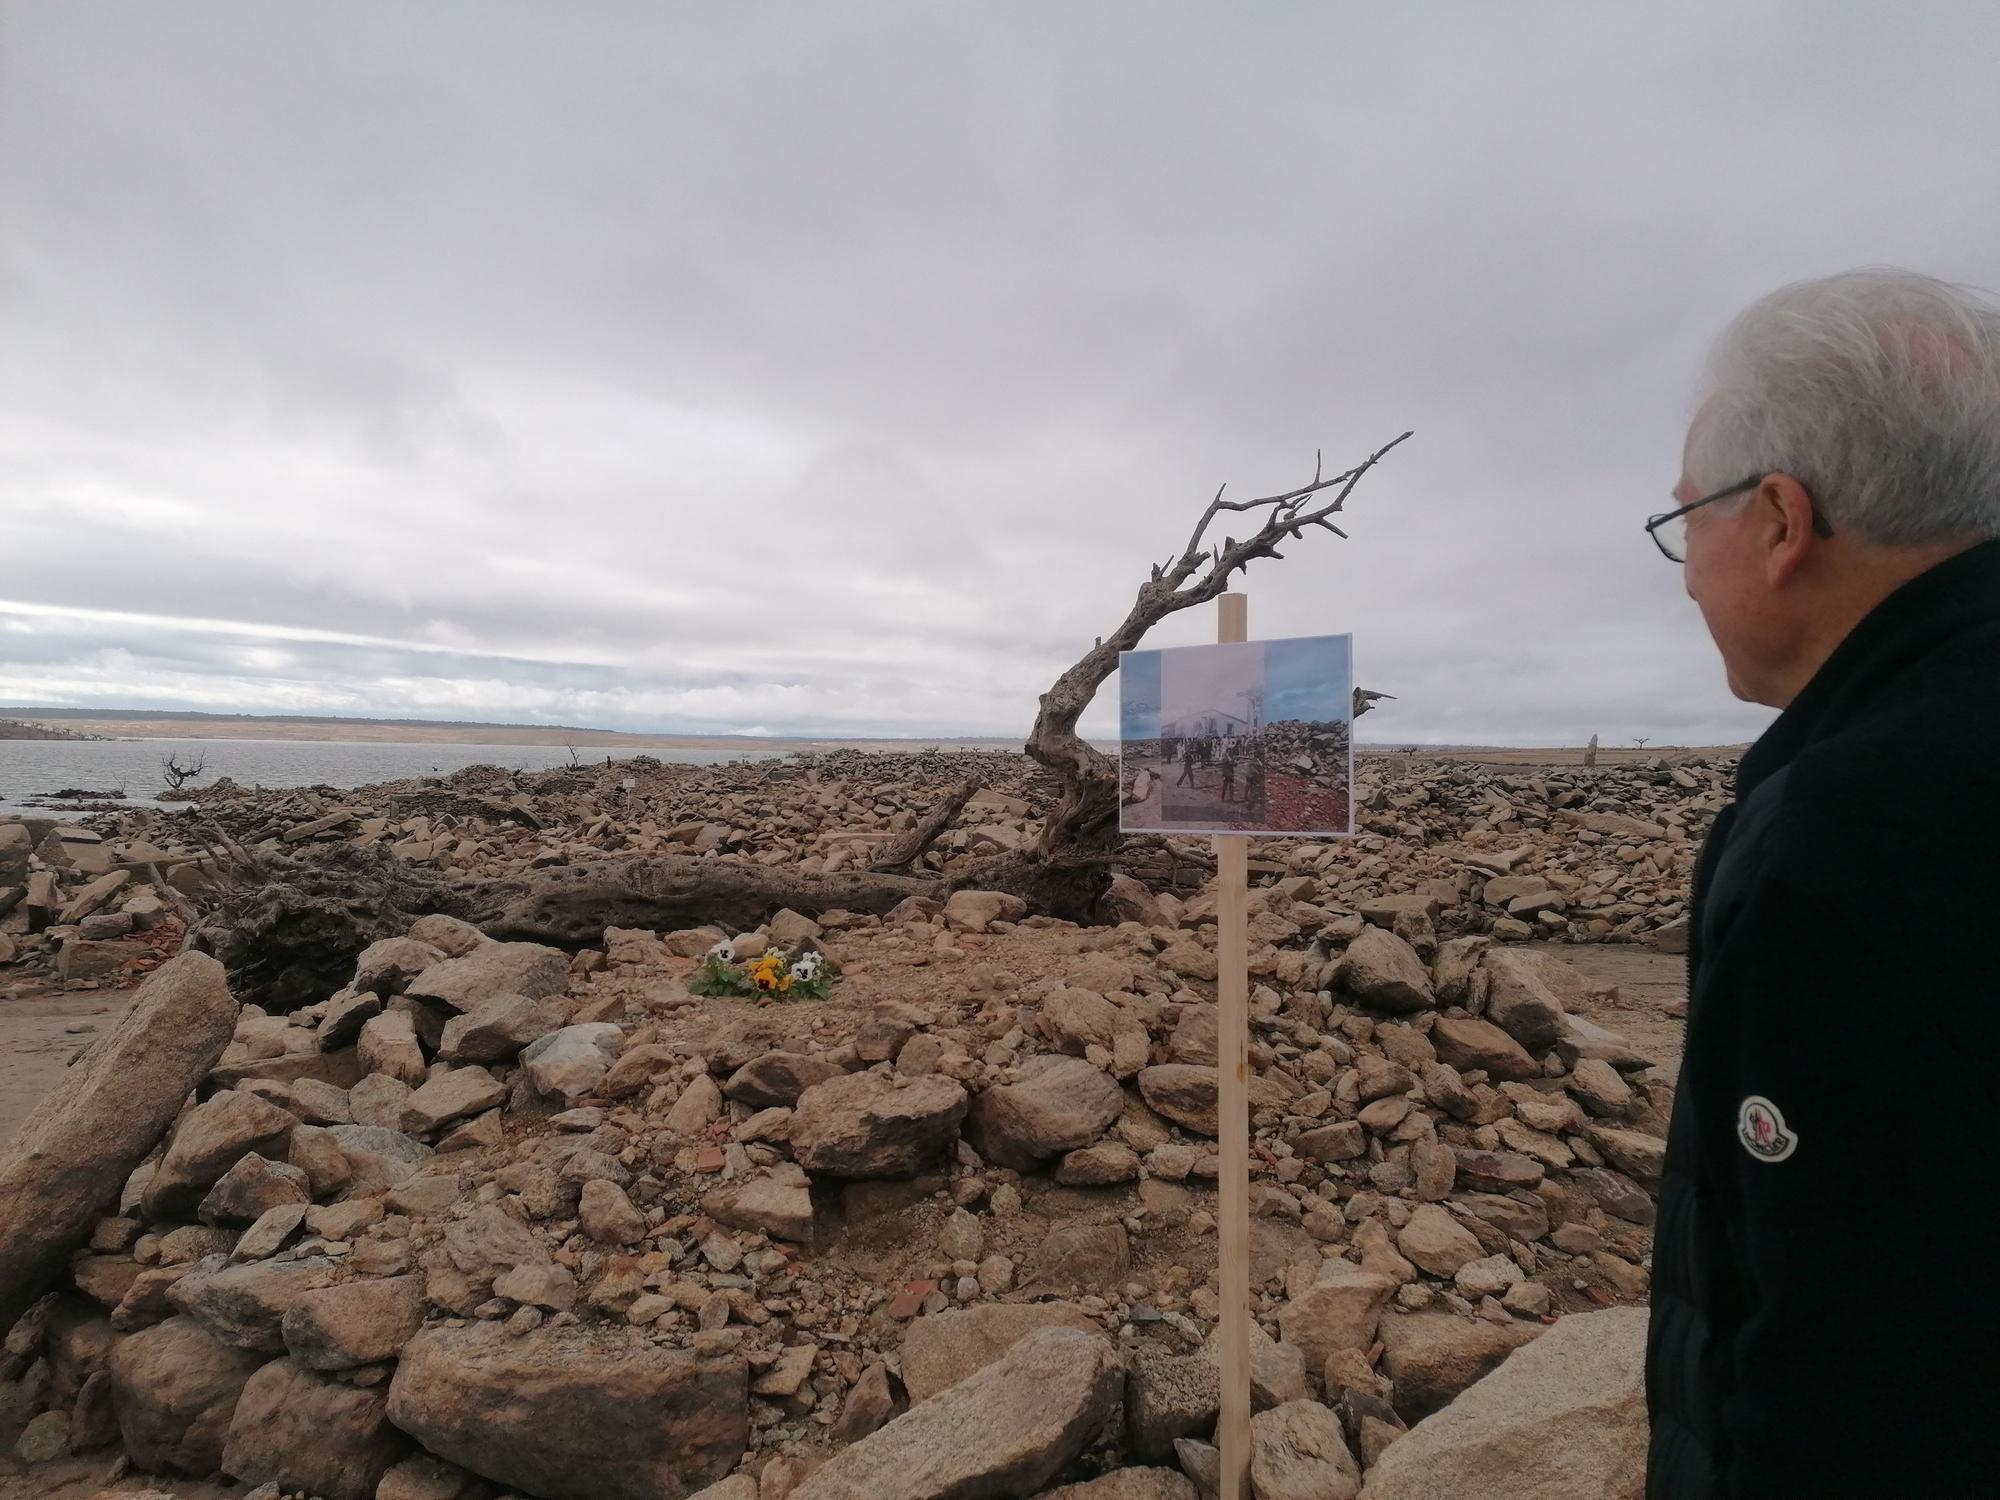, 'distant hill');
0,707,1027,751
0,717,103,741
